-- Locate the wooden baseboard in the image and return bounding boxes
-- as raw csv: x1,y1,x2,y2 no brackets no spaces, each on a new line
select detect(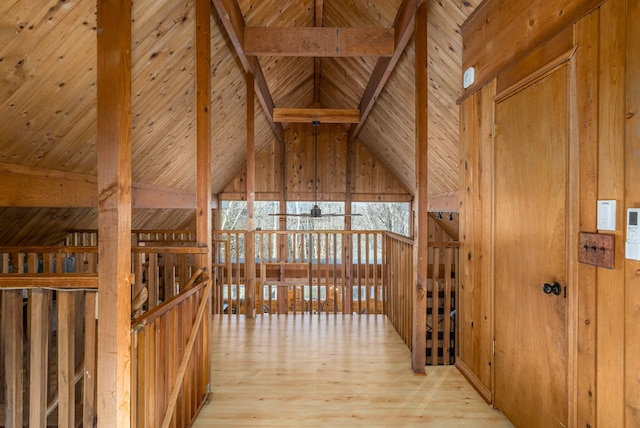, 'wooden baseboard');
456,359,492,404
